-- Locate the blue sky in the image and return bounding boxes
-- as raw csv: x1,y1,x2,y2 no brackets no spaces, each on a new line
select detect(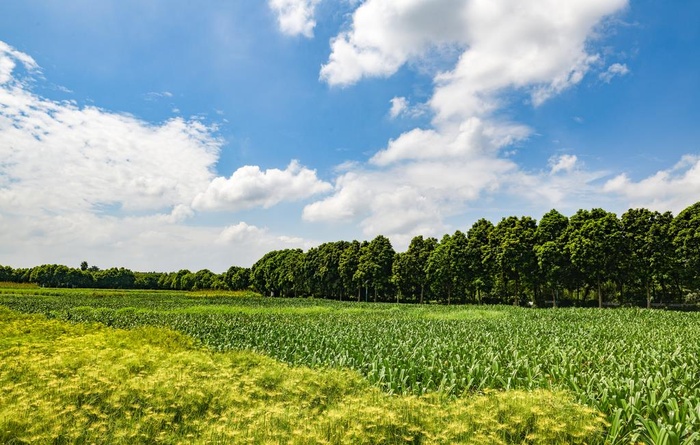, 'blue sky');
0,0,698,272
